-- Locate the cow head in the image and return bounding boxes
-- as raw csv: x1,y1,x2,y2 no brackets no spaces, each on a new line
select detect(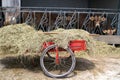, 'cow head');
103,28,116,35
4,8,20,25
89,15,107,27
